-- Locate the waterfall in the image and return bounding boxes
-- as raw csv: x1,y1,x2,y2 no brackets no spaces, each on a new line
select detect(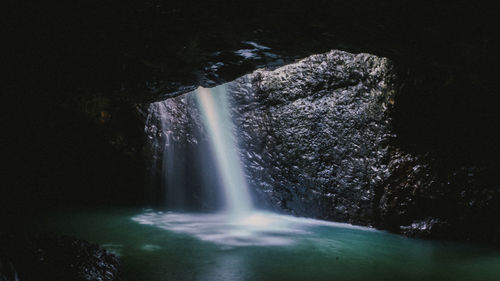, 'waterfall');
145,84,253,215
140,83,365,247
145,100,186,209
137,49,396,247
195,85,253,216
